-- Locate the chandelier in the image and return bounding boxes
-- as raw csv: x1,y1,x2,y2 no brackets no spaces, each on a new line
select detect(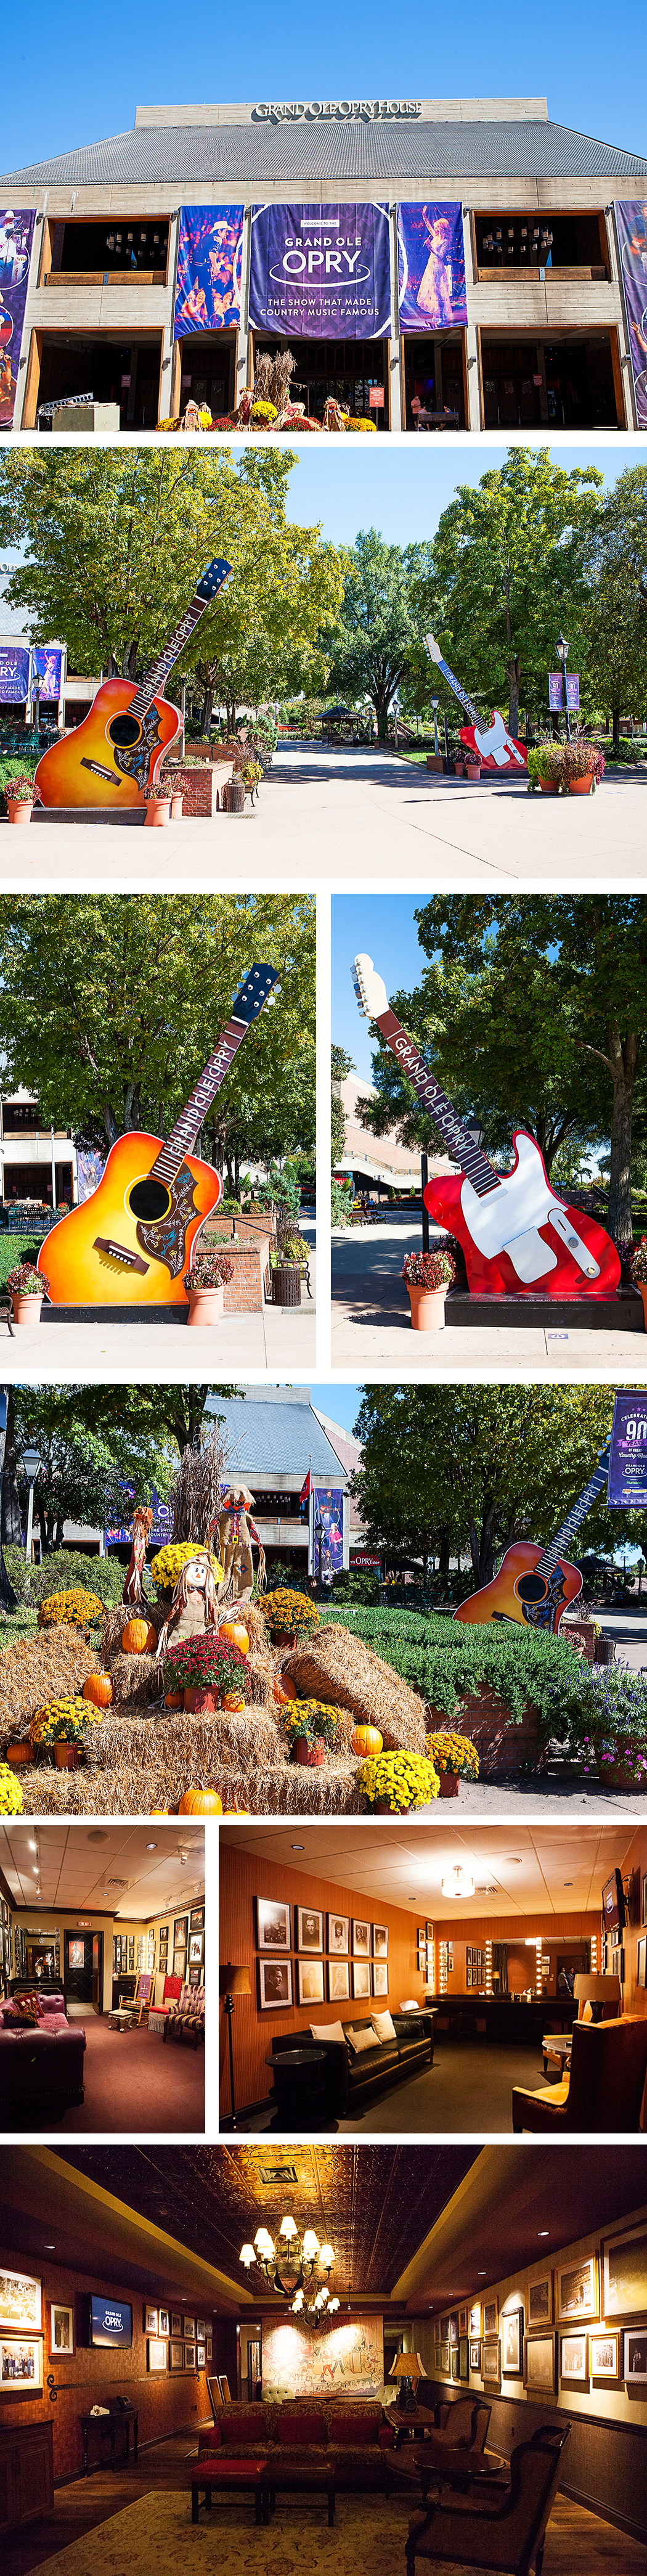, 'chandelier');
240,2217,339,2314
